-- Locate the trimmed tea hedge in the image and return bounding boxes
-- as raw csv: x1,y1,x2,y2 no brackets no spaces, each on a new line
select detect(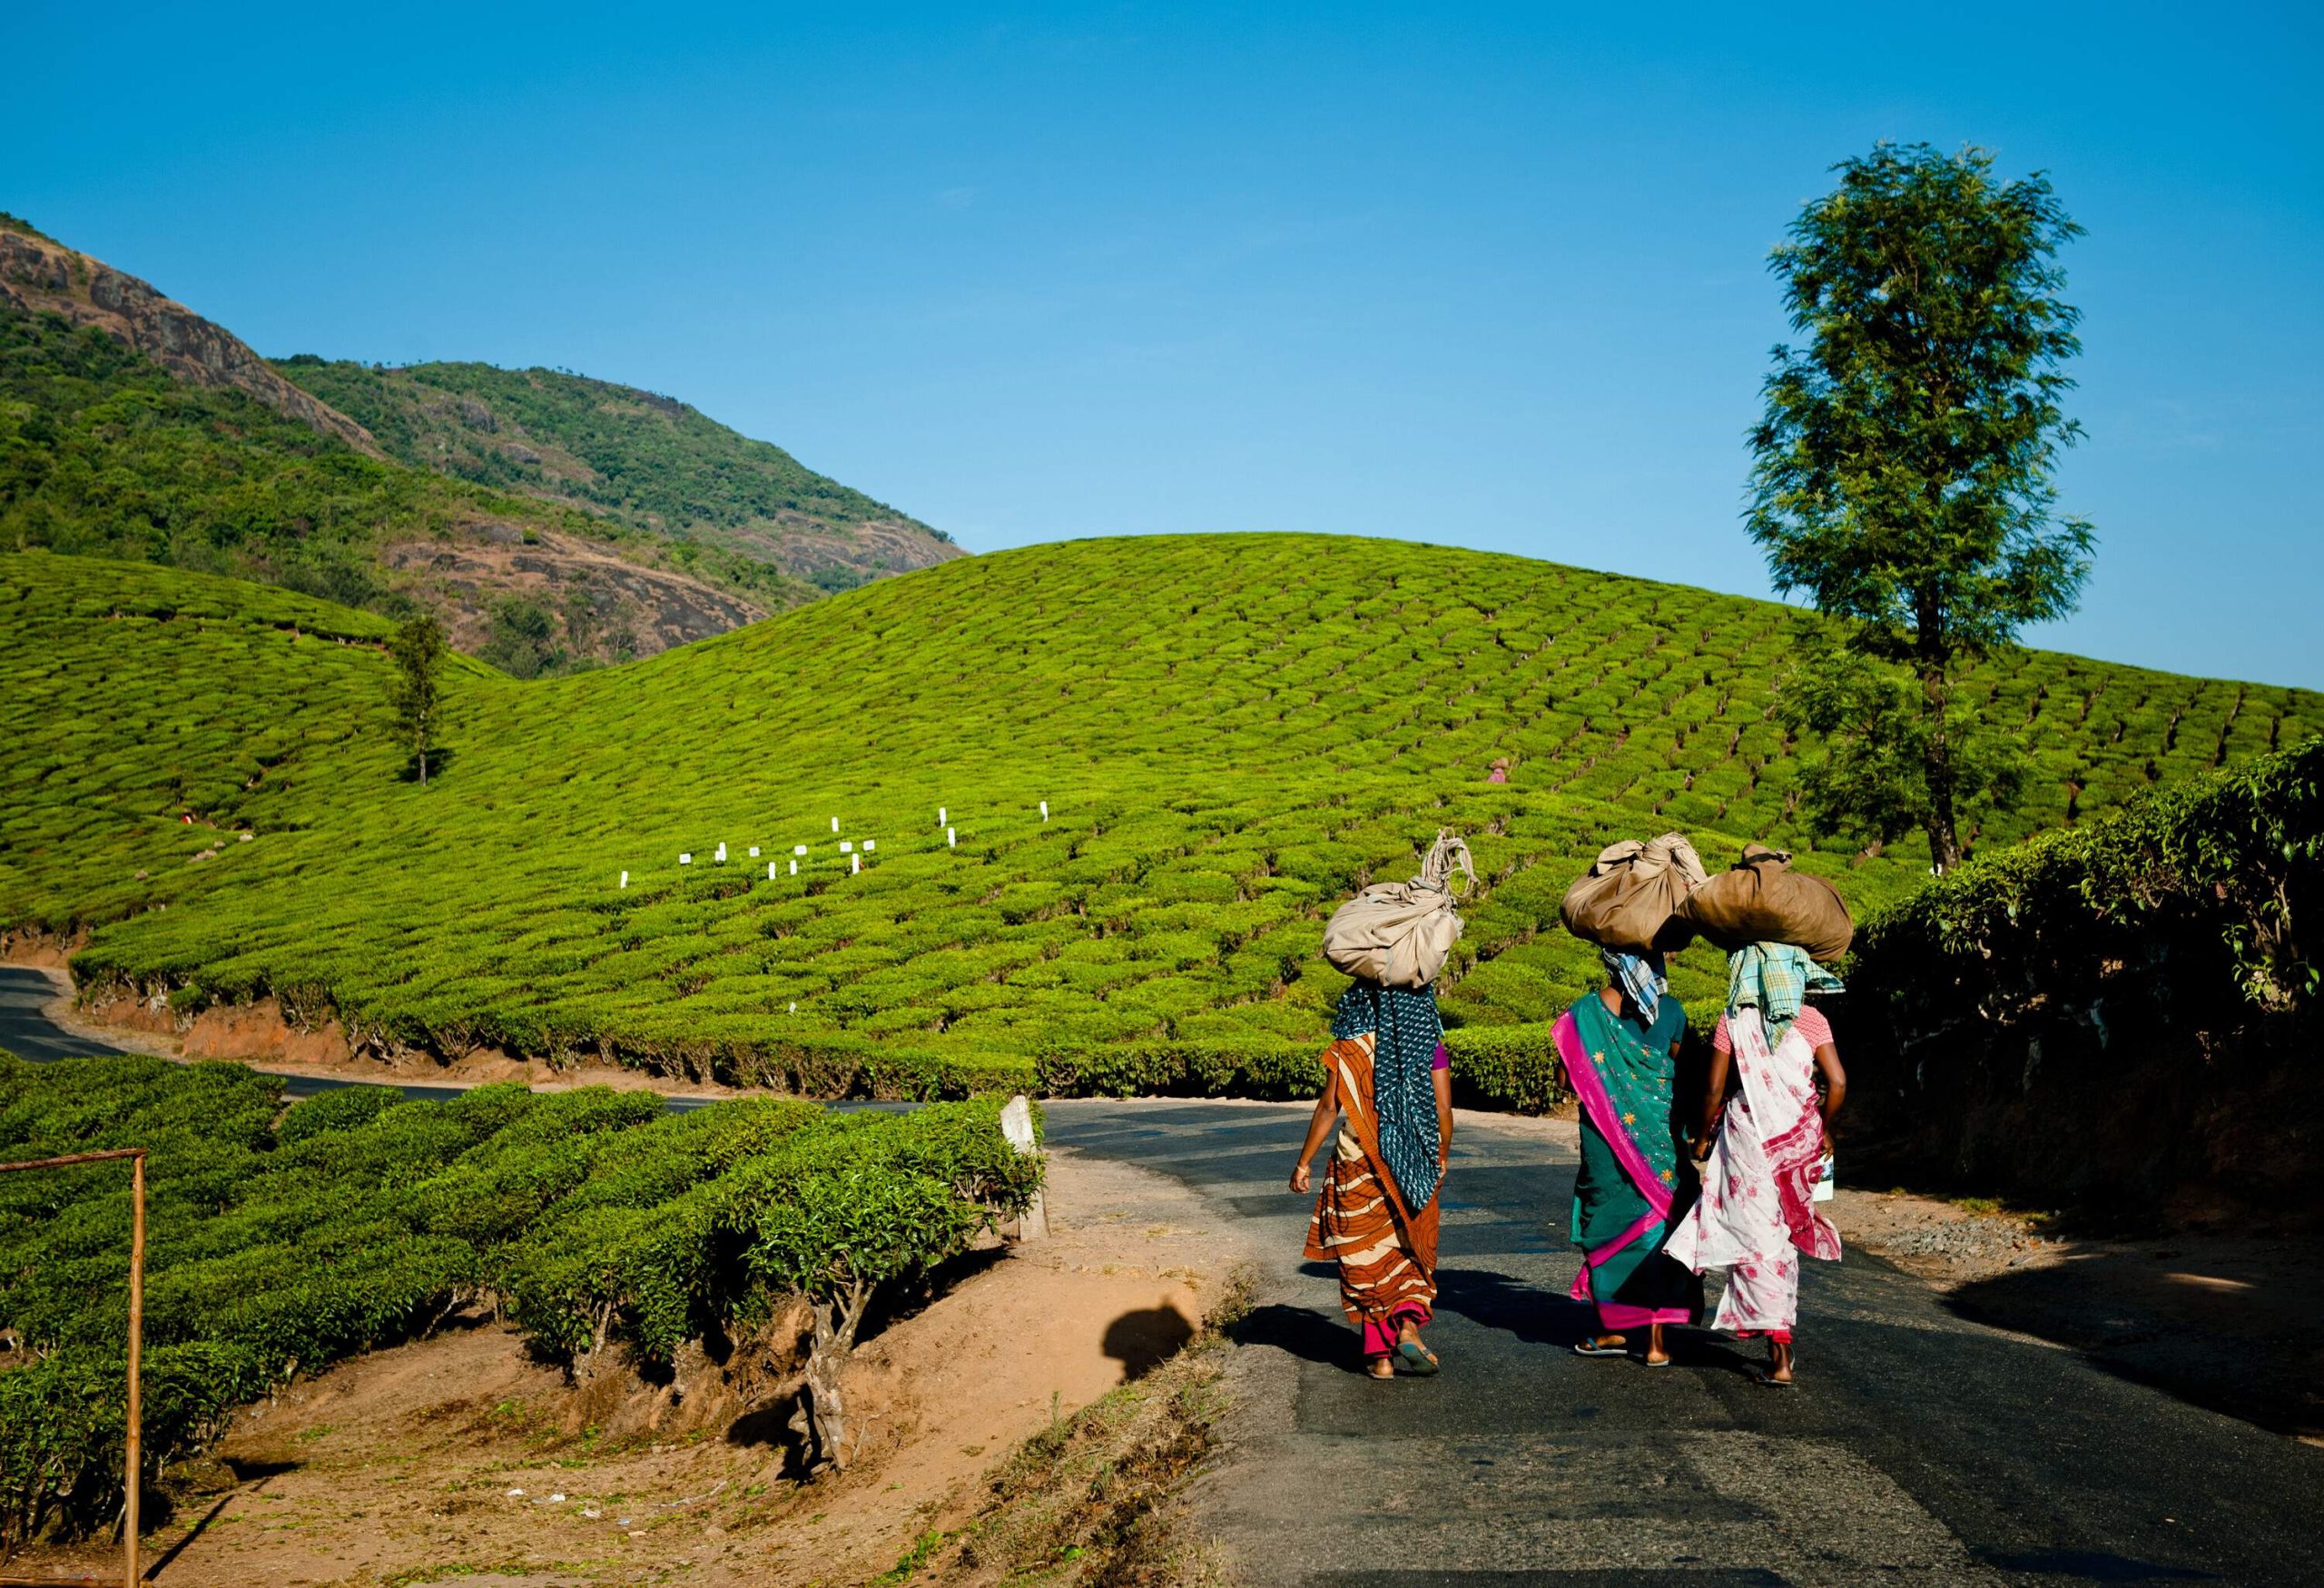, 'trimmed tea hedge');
4,541,2317,1100
0,1053,1039,1544
1844,735,2322,1211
